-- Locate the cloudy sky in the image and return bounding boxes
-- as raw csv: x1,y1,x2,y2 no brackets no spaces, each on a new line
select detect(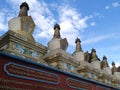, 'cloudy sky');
0,0,120,67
